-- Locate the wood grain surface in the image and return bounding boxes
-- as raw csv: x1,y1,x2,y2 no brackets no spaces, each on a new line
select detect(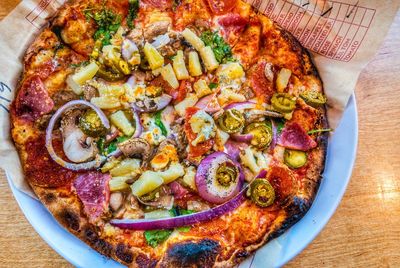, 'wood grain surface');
0,2,399,267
